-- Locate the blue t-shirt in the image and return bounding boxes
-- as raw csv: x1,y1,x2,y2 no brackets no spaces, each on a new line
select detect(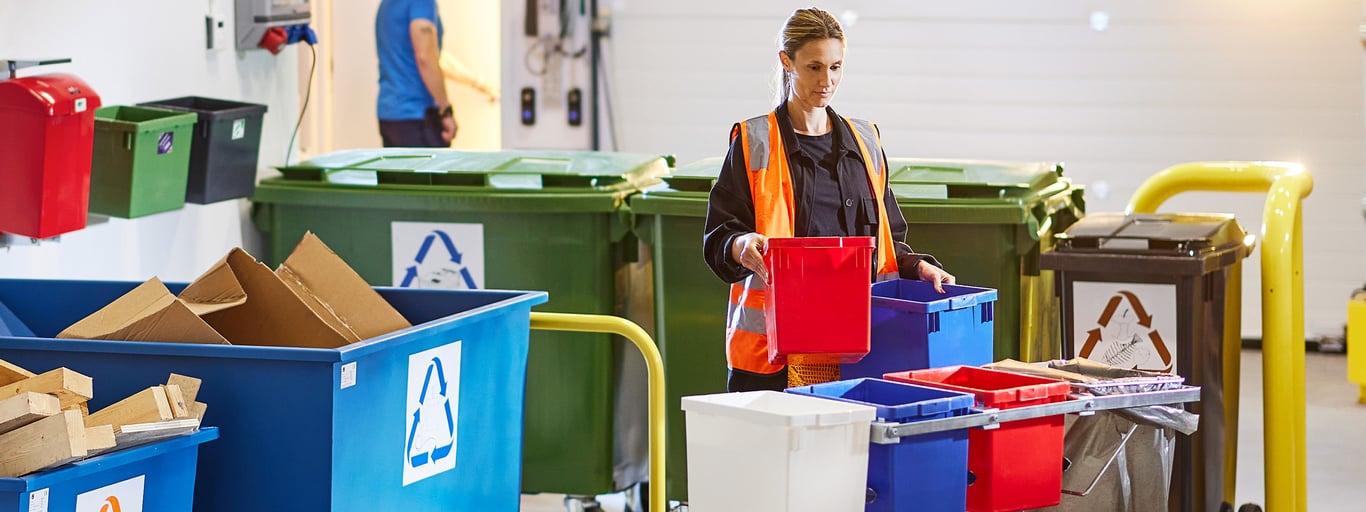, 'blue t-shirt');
376,0,443,121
